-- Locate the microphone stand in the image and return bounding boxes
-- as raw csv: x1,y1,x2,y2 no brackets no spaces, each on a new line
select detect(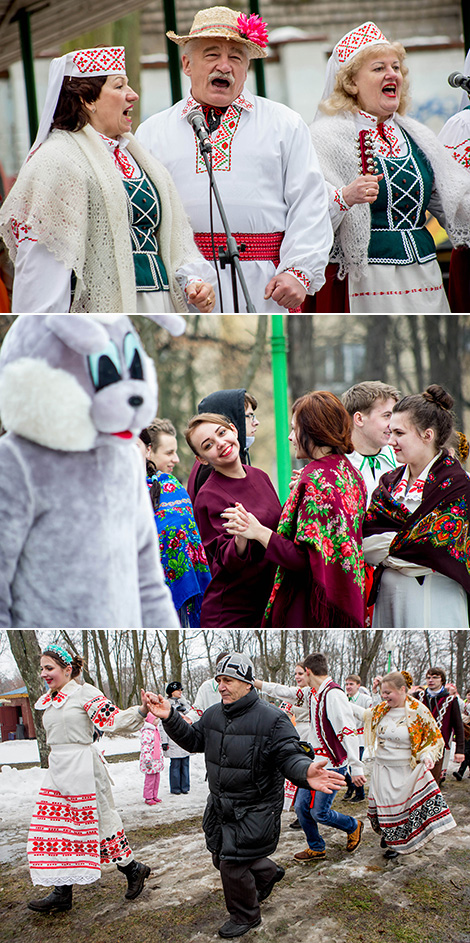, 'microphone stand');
196,134,256,313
